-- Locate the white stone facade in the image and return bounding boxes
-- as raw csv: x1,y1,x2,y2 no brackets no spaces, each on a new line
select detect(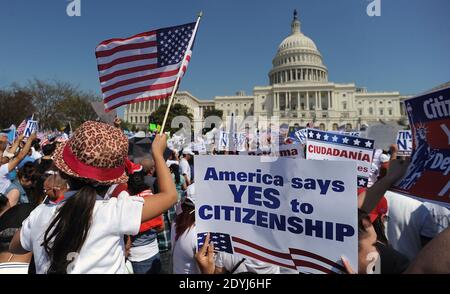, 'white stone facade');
125,11,408,131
